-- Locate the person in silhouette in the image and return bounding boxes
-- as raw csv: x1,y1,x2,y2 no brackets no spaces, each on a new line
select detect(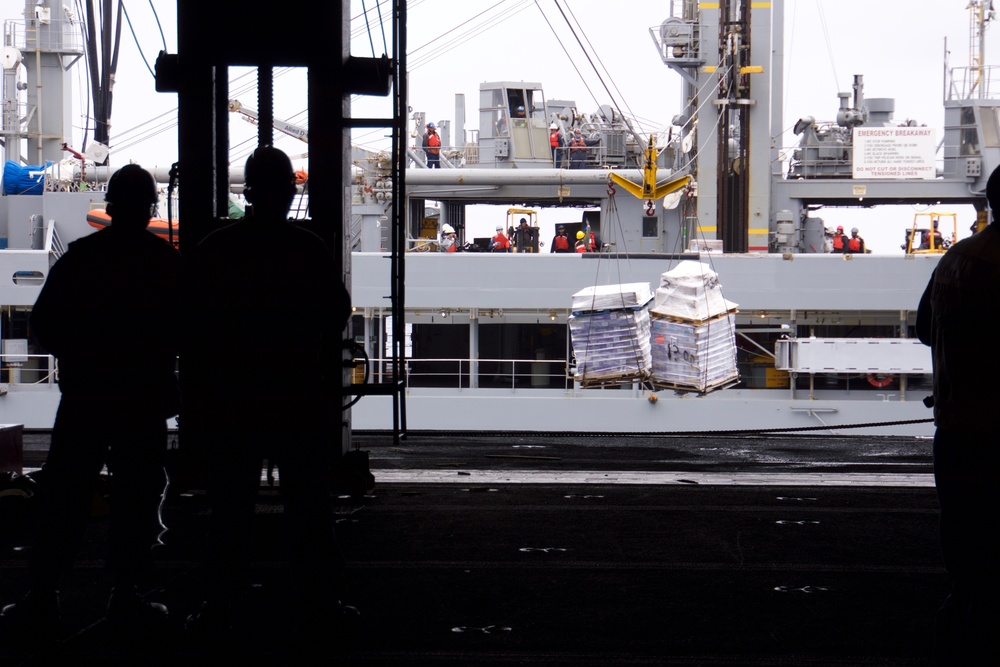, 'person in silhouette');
183,146,354,639
0,164,180,638
917,164,1000,664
